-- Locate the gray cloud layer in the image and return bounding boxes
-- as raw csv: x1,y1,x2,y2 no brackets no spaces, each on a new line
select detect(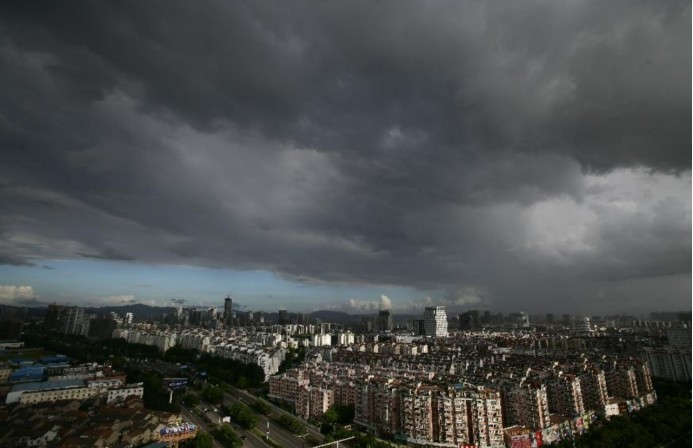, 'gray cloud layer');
0,0,690,313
